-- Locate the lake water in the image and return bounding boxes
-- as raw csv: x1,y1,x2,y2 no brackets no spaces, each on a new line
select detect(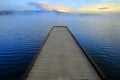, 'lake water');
0,13,120,80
